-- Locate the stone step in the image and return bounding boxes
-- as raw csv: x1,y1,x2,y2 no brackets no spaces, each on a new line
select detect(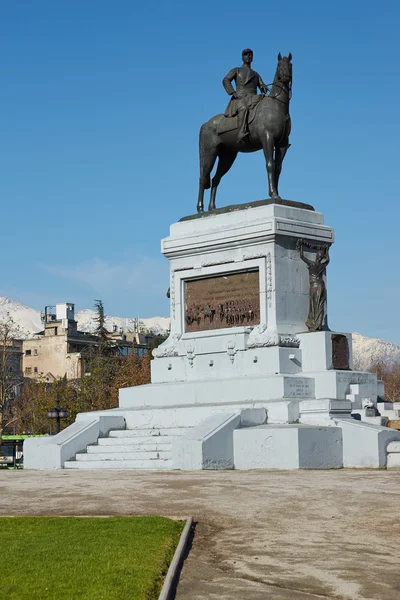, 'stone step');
108,427,191,438
360,416,388,426
96,438,172,449
64,458,173,470
87,445,172,456
386,441,400,469
379,410,400,419
76,450,172,461
387,441,400,453
387,453,400,469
